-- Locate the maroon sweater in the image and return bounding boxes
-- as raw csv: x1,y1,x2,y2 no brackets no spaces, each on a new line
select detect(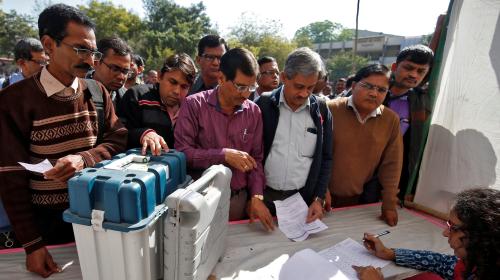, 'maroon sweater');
0,73,127,253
